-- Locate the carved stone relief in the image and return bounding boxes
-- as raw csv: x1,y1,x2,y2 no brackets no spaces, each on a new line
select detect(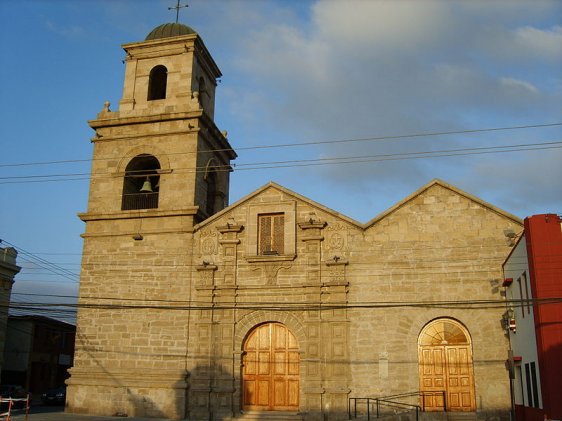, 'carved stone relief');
199,229,218,258
251,263,292,286
325,223,349,253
